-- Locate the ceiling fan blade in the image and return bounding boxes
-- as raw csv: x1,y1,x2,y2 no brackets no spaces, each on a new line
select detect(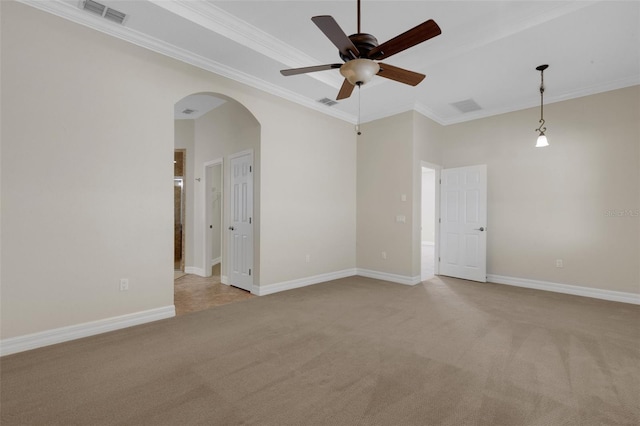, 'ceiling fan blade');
312,16,360,59
336,79,355,100
367,19,441,60
377,63,426,86
280,64,342,76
